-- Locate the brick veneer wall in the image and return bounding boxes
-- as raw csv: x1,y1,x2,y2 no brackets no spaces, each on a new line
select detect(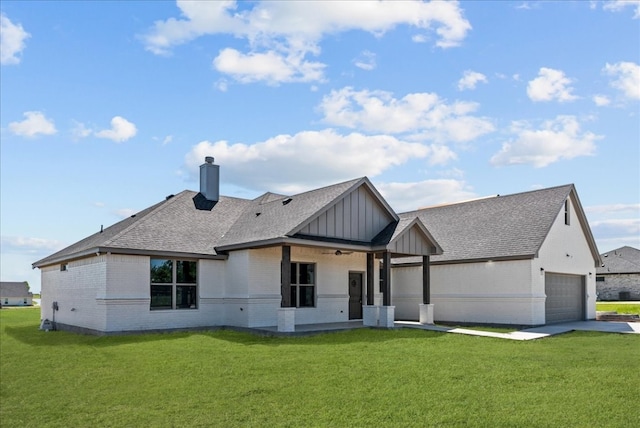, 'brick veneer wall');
596,273,640,301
